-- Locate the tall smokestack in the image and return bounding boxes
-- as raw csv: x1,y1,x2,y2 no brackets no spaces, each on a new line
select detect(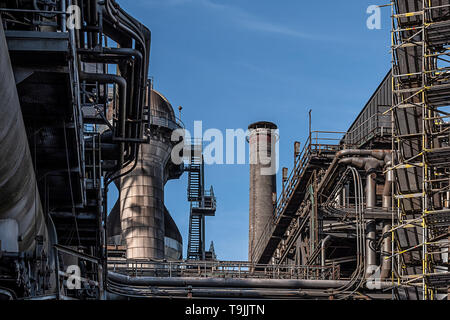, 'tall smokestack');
248,121,278,262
